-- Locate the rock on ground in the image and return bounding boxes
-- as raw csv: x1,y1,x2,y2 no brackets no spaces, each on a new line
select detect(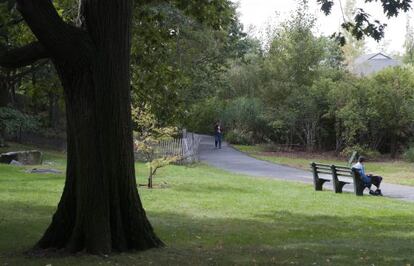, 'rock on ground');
0,150,43,165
